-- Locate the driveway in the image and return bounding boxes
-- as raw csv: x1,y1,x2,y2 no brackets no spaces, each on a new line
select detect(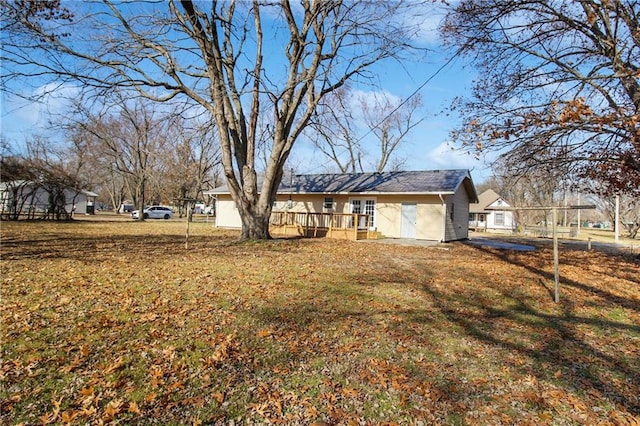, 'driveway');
464,238,536,251
359,238,442,248
361,234,638,258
